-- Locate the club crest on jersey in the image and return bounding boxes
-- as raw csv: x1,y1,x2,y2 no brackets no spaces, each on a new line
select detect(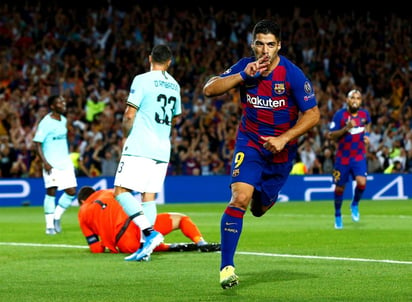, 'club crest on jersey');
232,169,240,177
273,83,285,95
